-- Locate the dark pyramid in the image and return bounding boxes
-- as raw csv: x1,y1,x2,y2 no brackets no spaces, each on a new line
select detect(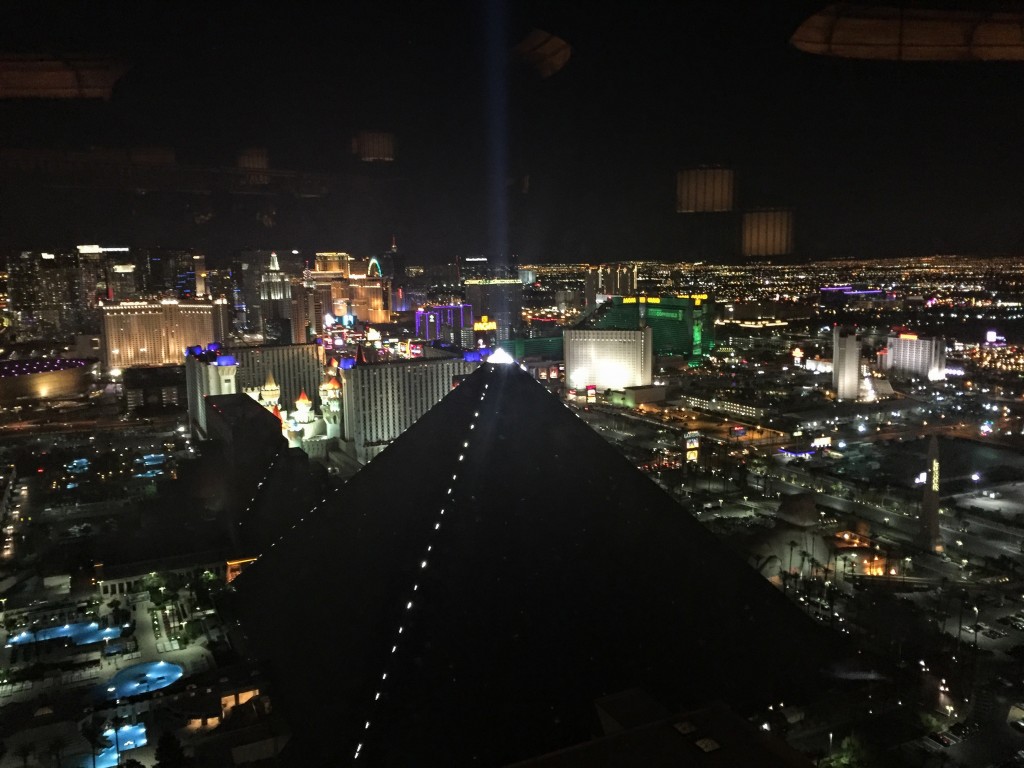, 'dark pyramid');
225,361,838,766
